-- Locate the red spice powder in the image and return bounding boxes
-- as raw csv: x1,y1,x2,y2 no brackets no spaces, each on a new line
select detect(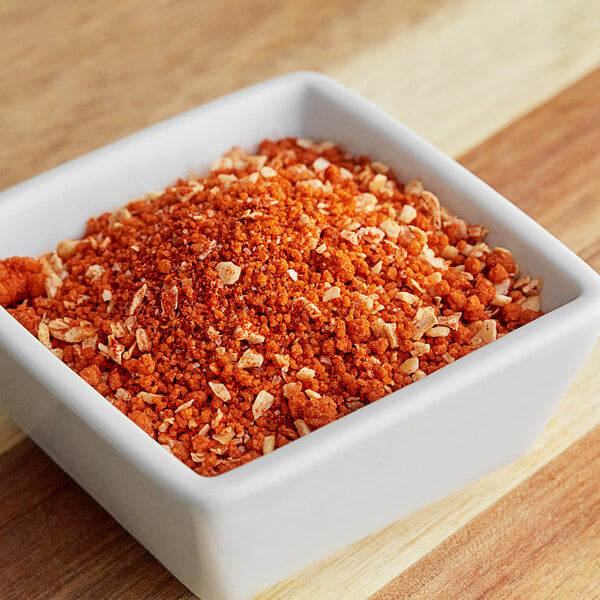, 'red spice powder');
0,138,543,476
